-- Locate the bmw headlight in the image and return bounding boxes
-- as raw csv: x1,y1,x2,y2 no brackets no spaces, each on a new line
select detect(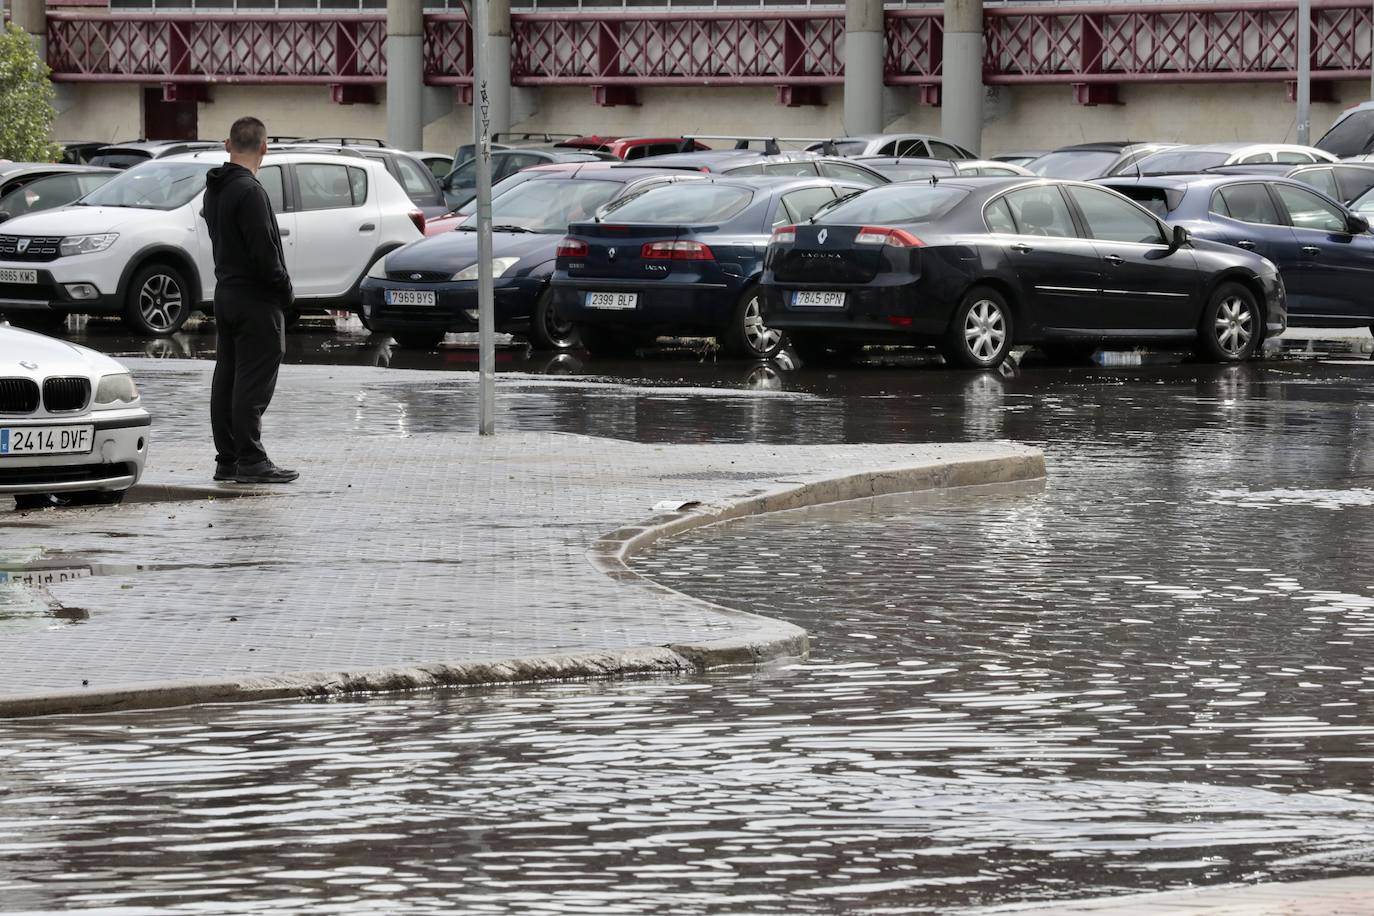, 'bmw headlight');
59,233,119,257
94,372,139,407
452,257,520,281
367,257,389,279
